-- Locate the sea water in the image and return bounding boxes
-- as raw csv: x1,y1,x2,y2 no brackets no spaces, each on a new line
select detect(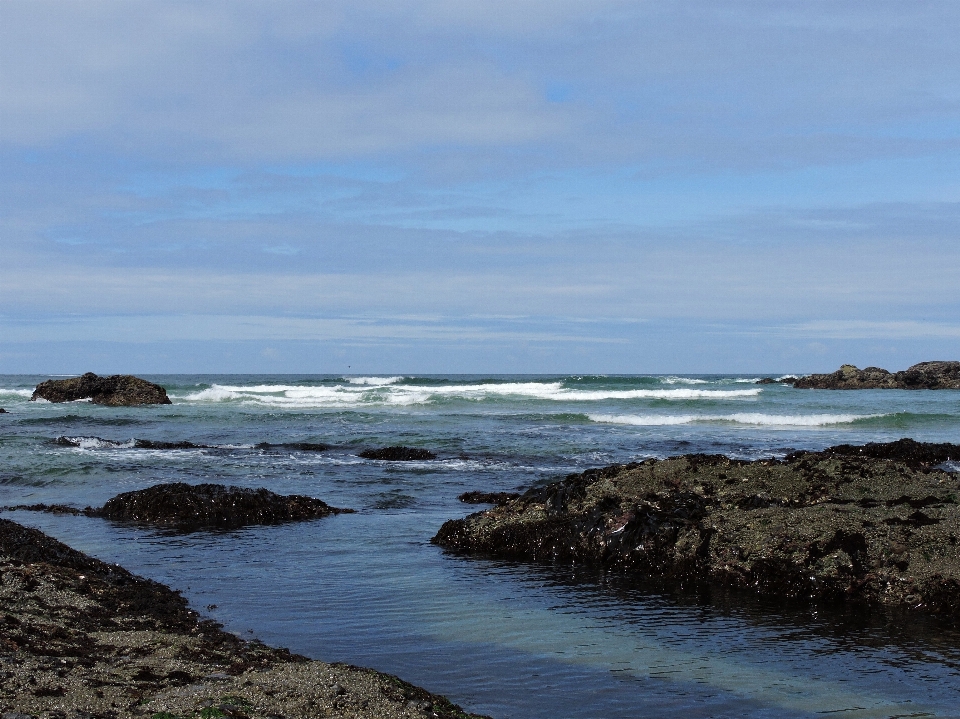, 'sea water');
1,374,959,718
